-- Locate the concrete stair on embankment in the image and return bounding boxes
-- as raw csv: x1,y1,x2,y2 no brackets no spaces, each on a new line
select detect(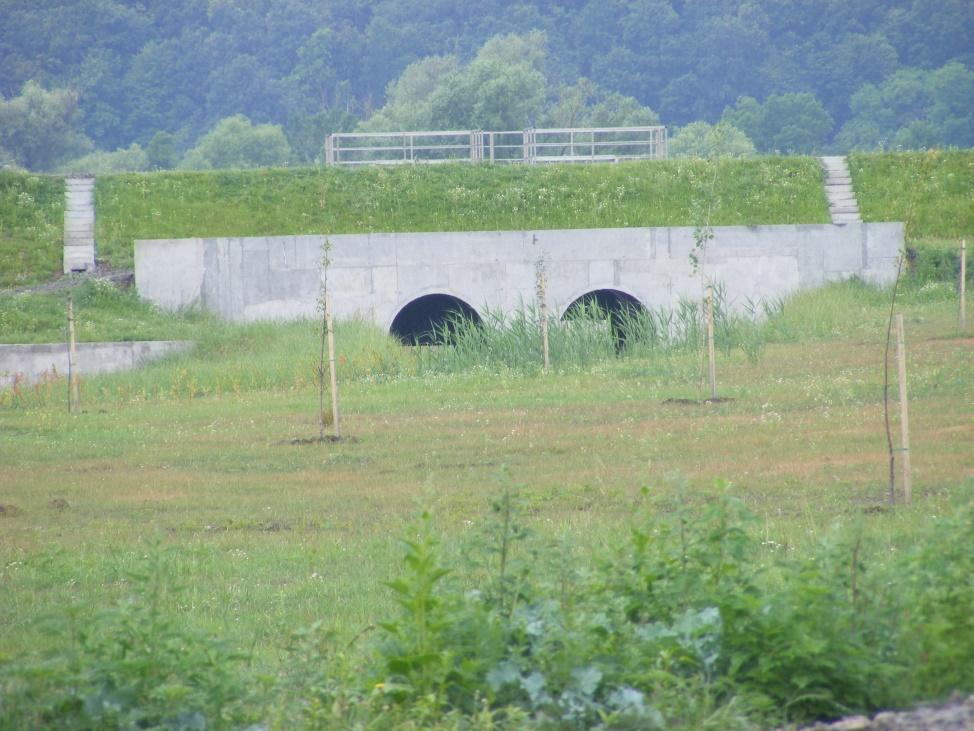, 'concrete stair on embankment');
820,156,862,225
